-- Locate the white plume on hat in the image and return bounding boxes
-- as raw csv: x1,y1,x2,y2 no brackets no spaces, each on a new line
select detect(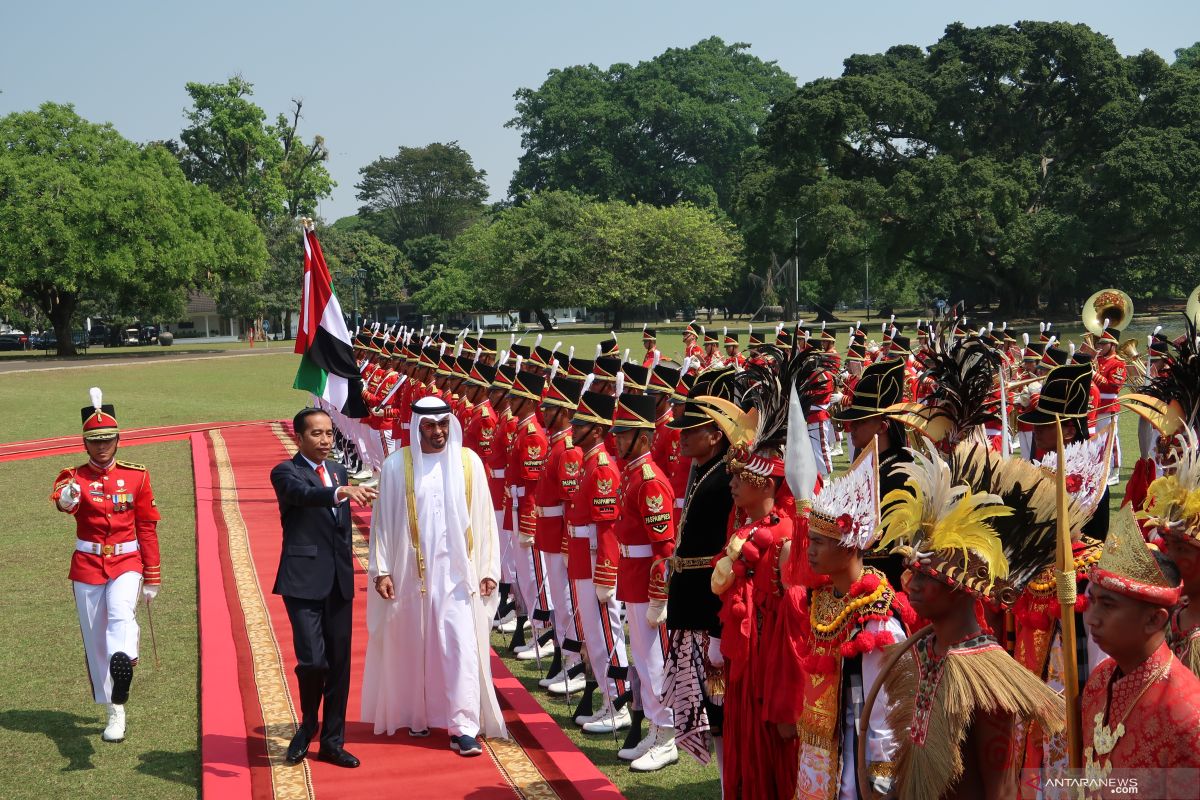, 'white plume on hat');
89,387,103,412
